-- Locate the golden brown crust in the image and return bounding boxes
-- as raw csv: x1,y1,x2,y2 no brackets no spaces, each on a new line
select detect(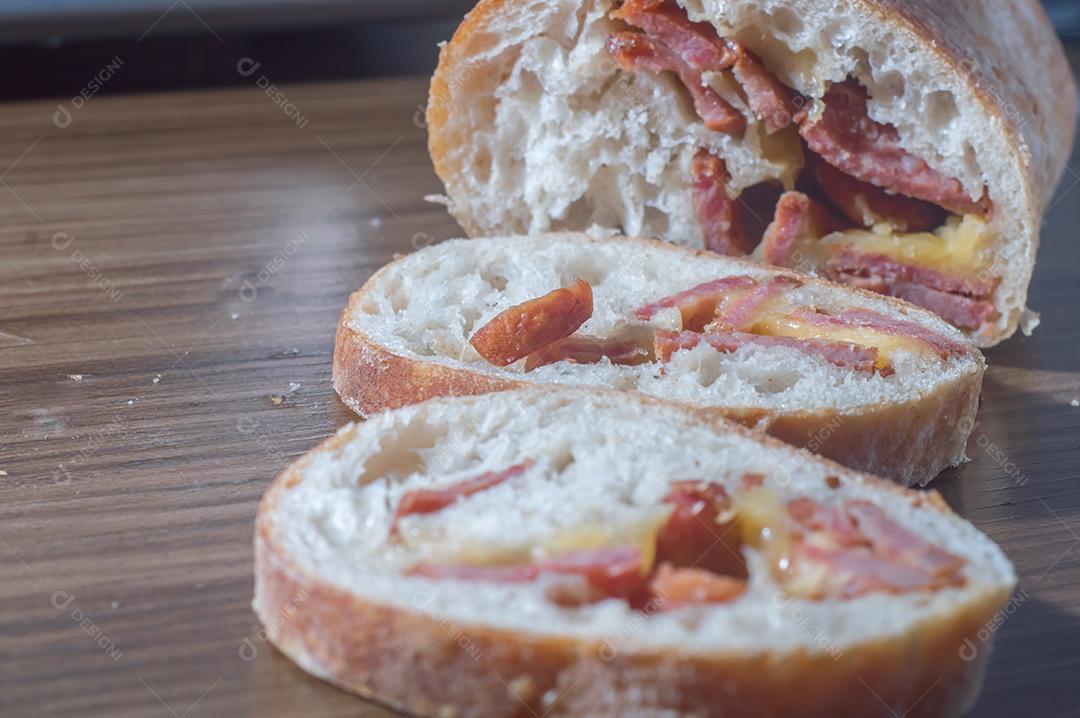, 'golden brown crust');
332,233,985,485
333,312,527,418
253,402,1012,717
